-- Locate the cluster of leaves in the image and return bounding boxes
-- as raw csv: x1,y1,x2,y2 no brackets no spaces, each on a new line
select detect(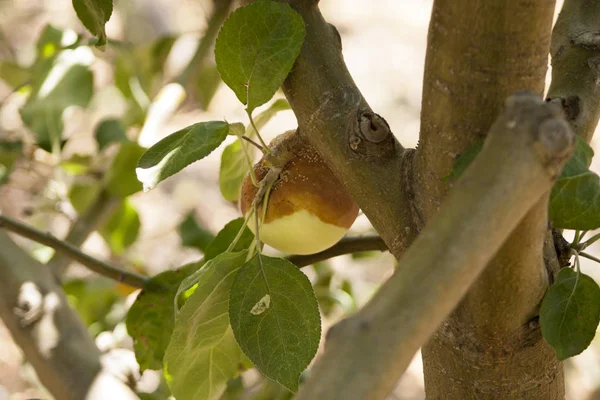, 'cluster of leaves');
449,134,600,360
124,2,326,399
